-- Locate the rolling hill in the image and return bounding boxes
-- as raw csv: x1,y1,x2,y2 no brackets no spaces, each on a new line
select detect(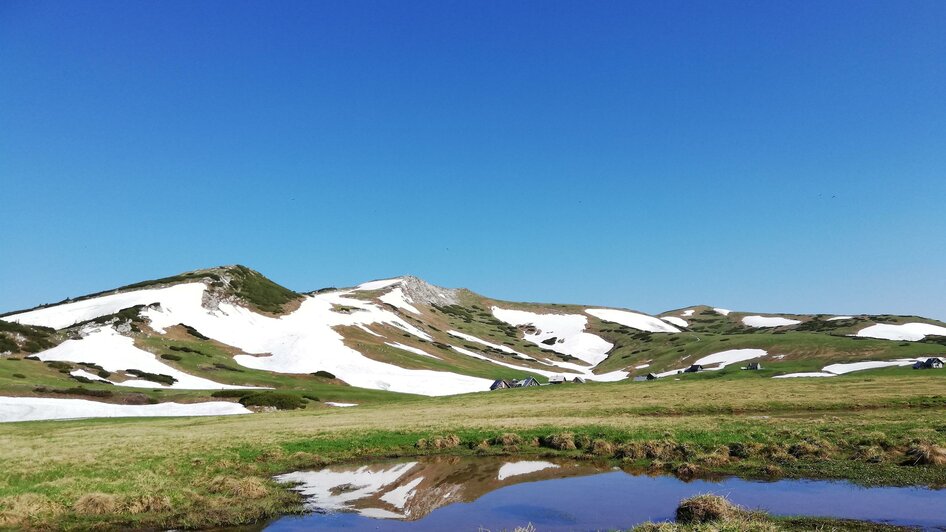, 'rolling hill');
2,265,945,422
